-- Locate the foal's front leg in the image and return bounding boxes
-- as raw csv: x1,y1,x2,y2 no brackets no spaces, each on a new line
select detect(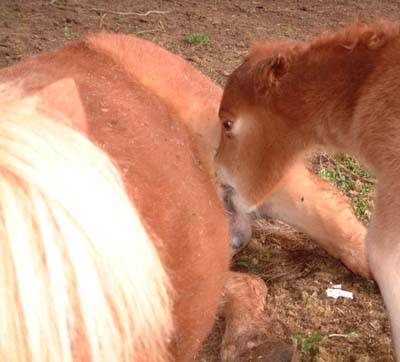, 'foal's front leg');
258,161,370,279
